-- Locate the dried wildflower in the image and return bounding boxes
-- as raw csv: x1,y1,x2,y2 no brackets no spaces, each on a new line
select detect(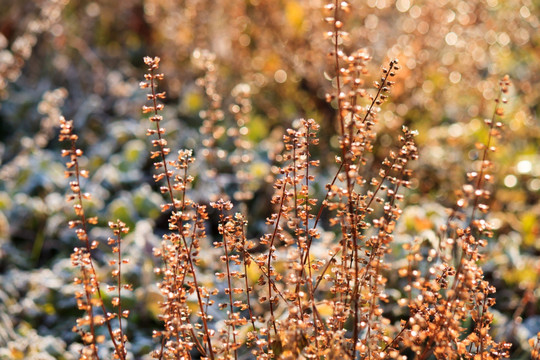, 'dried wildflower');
141,56,215,359
53,0,521,357
393,77,513,360
59,117,127,360
107,220,131,357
